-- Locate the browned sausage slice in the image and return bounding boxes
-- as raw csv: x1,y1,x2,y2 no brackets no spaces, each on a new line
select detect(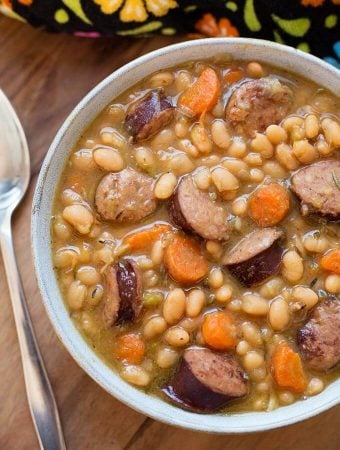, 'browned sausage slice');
95,168,157,223
291,159,340,221
226,78,293,137
297,296,340,371
168,175,230,241
125,90,174,142
103,260,143,327
162,347,248,412
222,228,284,287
